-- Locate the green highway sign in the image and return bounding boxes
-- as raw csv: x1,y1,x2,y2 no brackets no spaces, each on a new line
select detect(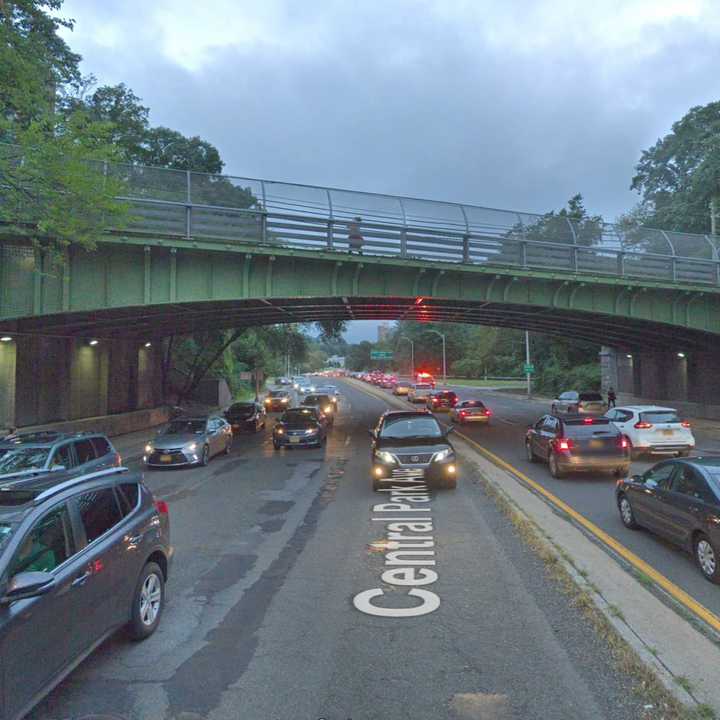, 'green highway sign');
523,363,535,374
371,351,393,359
